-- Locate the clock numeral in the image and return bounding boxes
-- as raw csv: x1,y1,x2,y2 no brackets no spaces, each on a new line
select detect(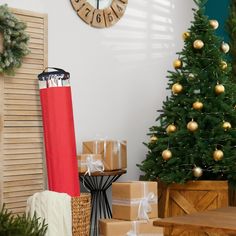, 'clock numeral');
111,0,127,19
104,7,118,27
70,0,86,11
77,2,94,25
91,9,106,28
96,14,102,23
